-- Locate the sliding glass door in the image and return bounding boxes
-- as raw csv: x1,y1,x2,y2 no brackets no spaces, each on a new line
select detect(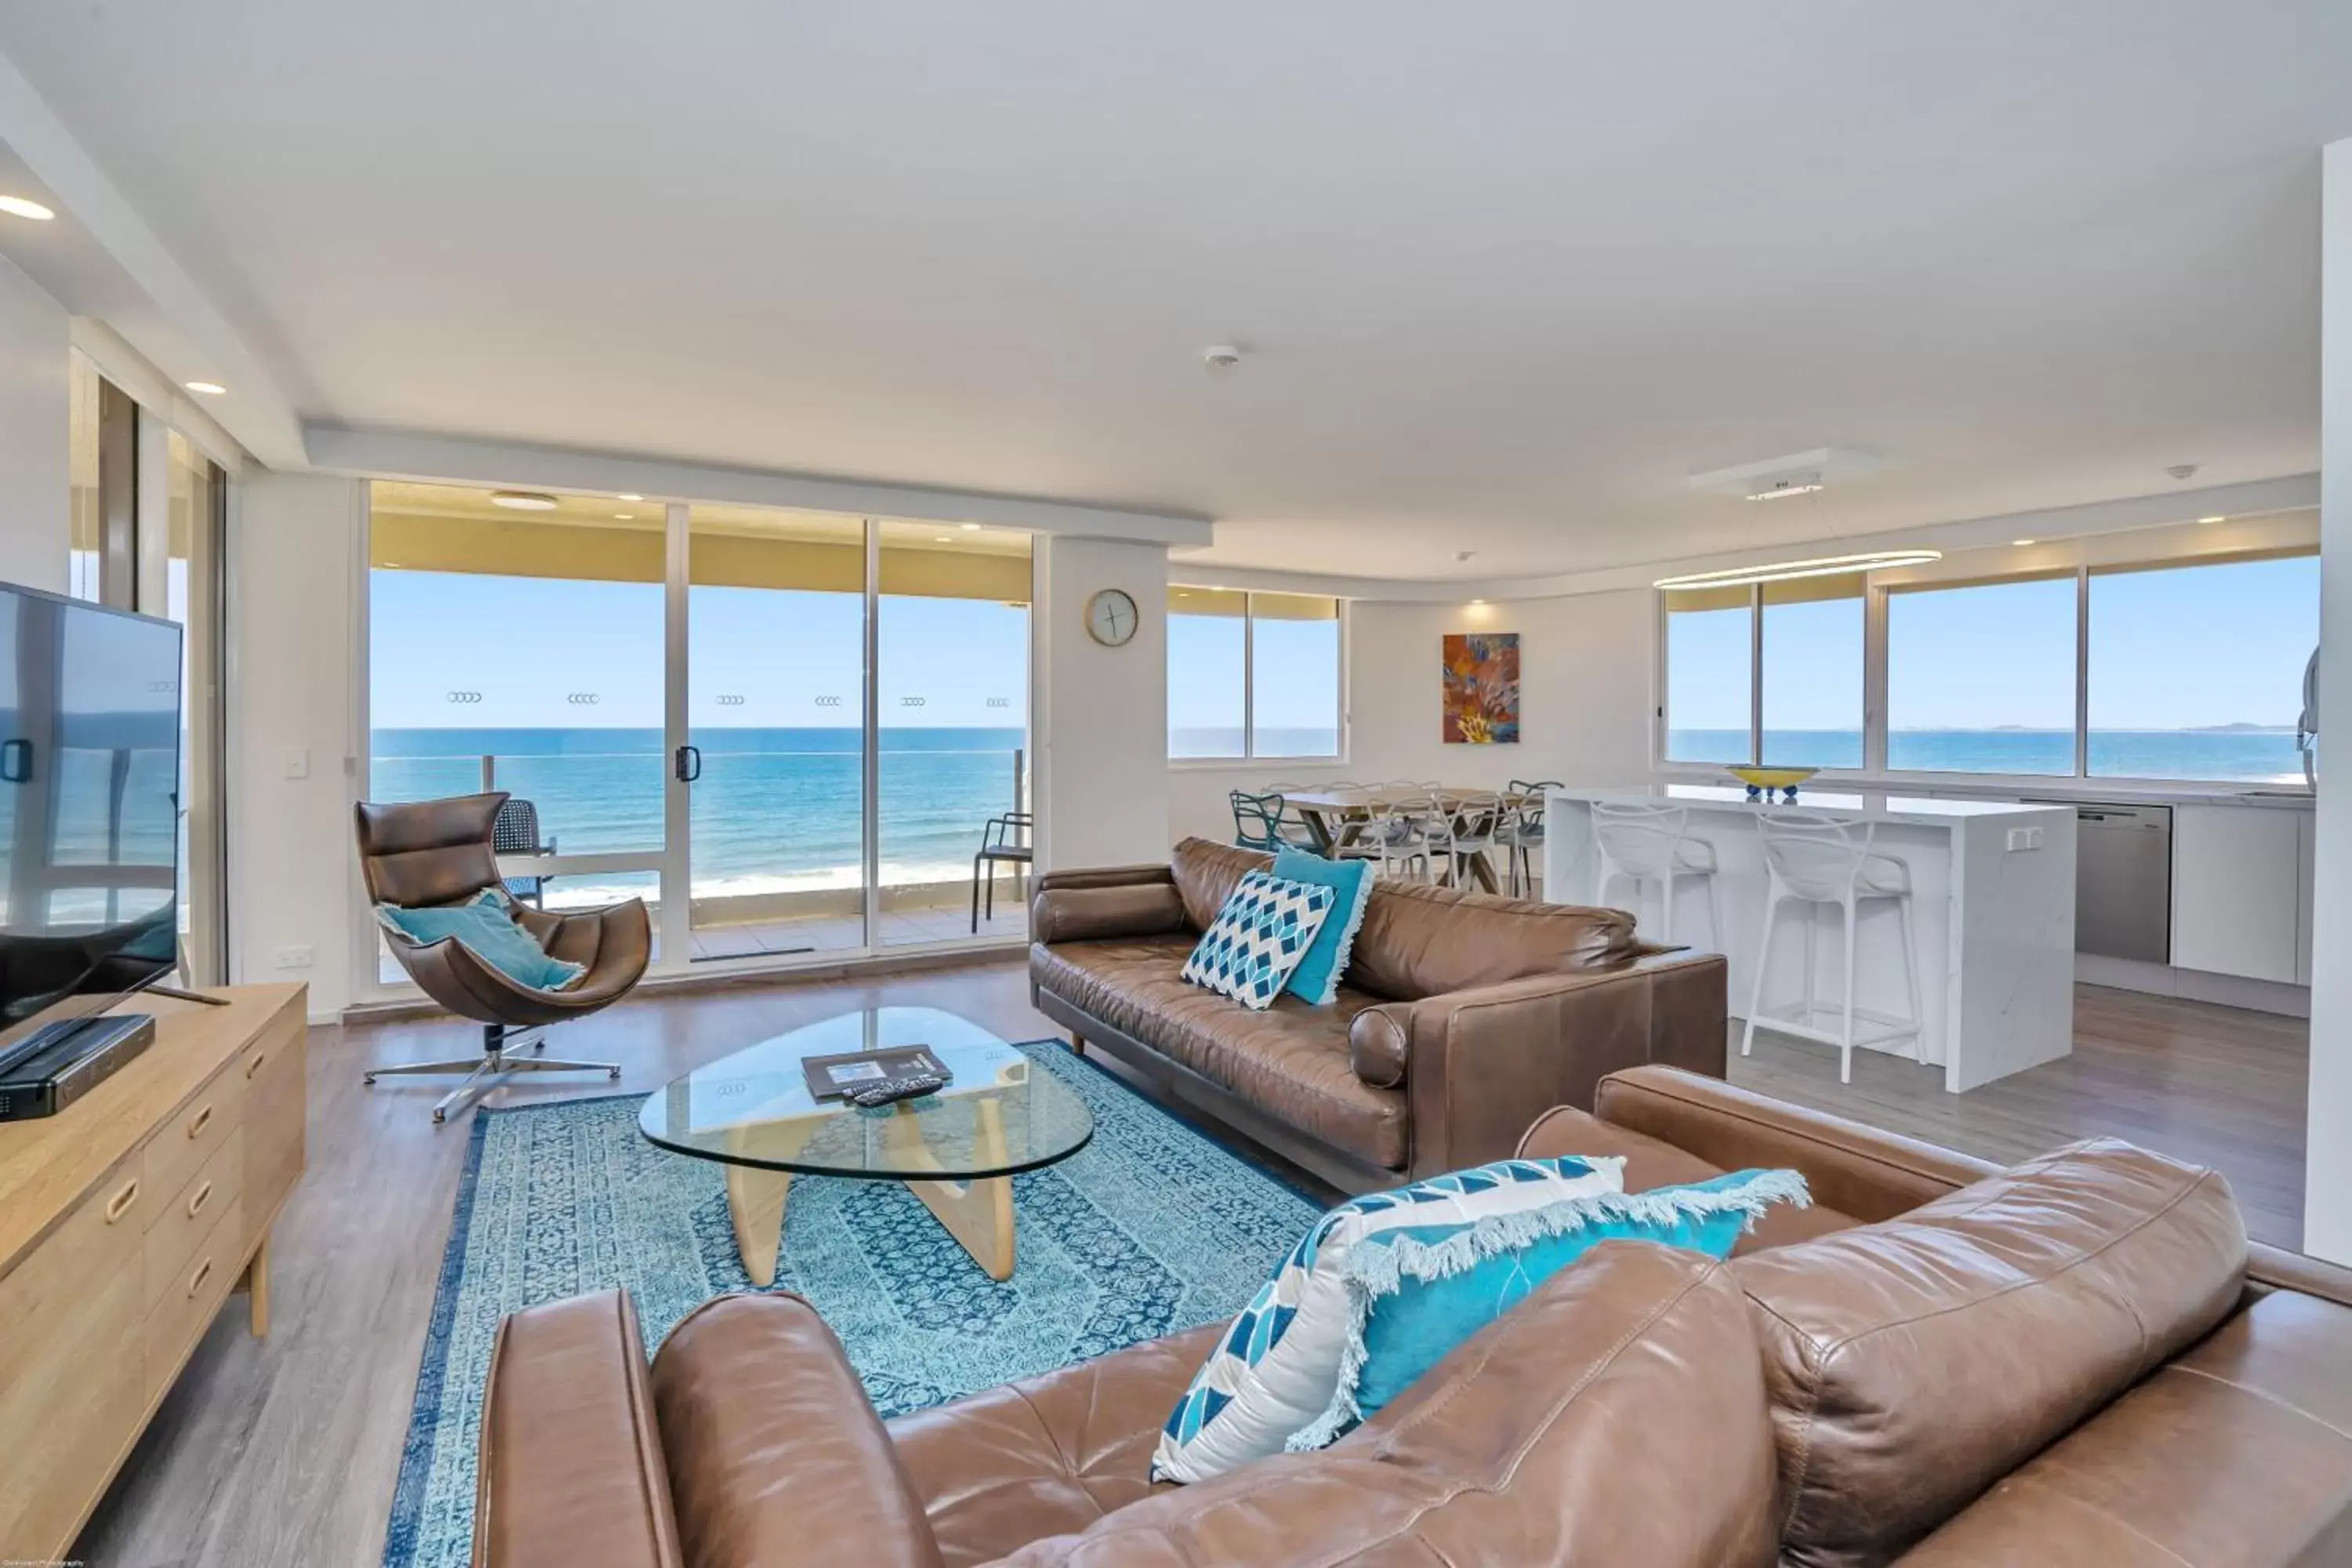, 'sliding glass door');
684,504,869,960
365,485,1032,994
